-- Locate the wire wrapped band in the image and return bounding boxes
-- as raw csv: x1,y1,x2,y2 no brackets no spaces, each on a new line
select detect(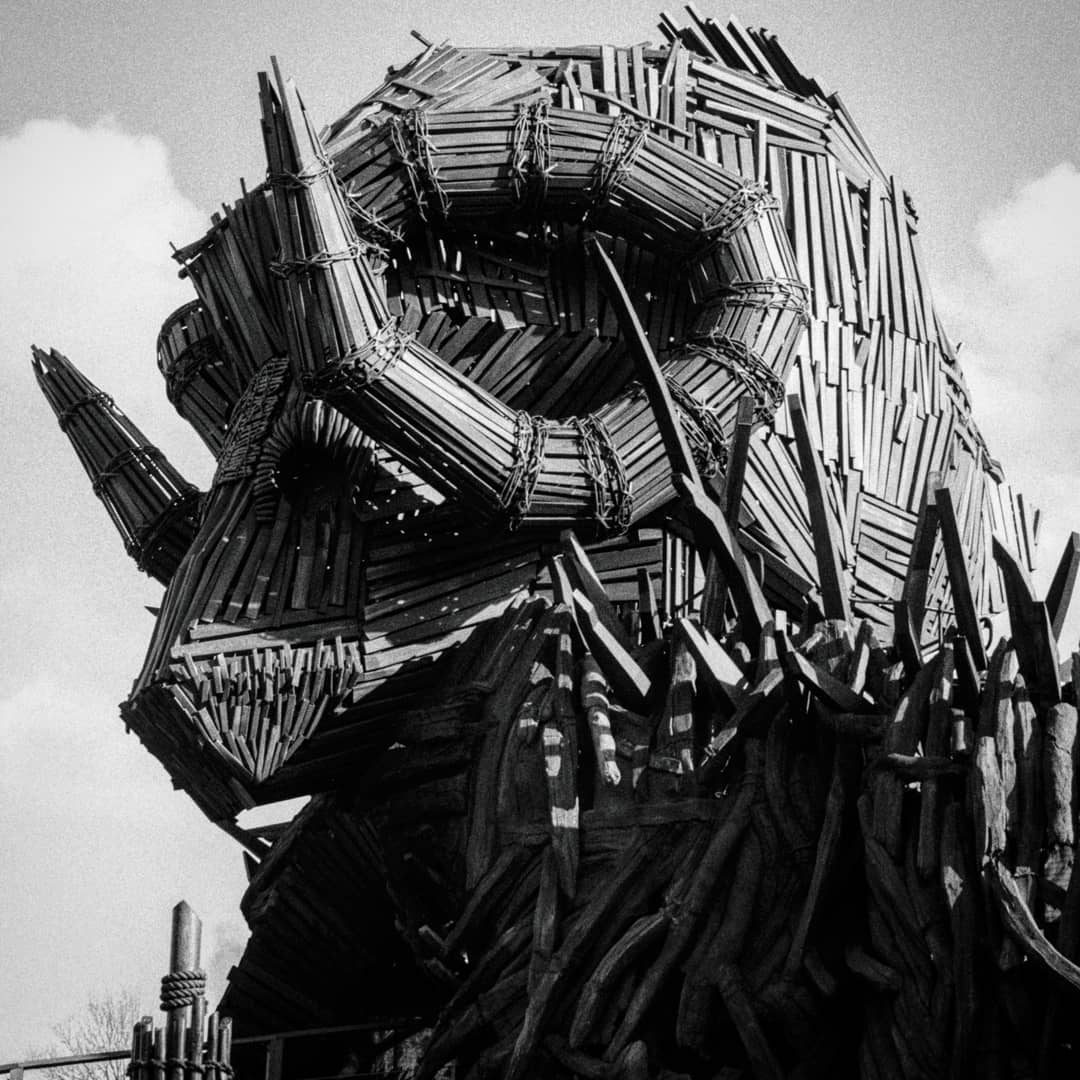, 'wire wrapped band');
160,968,206,1011
679,336,787,423
591,114,649,208
215,357,291,485
717,277,811,325
166,339,221,406
128,489,202,569
664,378,729,479
499,411,551,526
342,191,405,248
266,154,335,191
511,101,552,210
390,110,450,221
91,446,167,495
571,415,632,535
57,391,116,430
270,239,379,278
701,182,779,244
305,321,411,397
